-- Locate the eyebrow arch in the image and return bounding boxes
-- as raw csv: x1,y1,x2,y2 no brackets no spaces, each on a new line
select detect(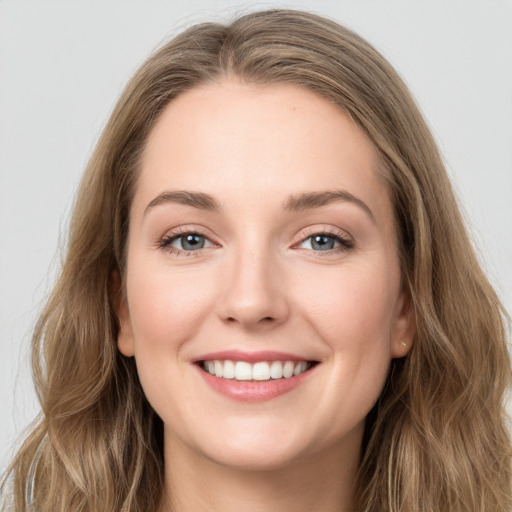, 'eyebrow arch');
283,190,375,223
144,189,375,222
145,190,221,215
